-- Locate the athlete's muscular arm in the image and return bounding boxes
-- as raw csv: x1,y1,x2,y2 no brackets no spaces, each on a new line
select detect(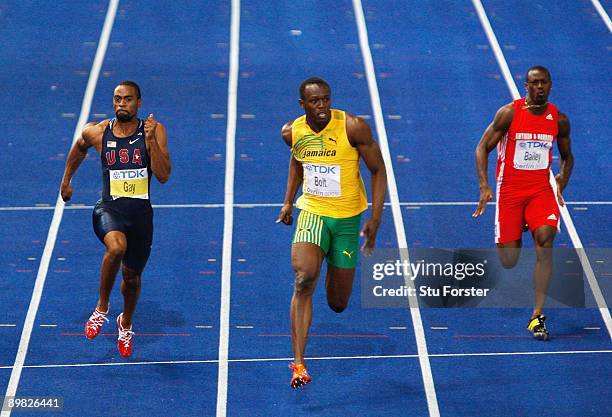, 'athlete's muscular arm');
60,122,100,202
144,114,171,184
554,112,573,206
277,121,303,225
347,114,387,255
473,103,514,217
